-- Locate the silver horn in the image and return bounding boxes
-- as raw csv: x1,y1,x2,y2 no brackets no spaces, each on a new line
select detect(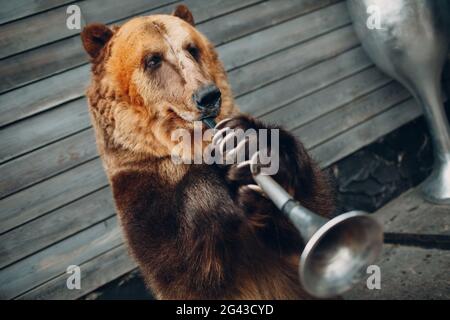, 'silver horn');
200,118,383,298
250,153,383,298
347,0,450,204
